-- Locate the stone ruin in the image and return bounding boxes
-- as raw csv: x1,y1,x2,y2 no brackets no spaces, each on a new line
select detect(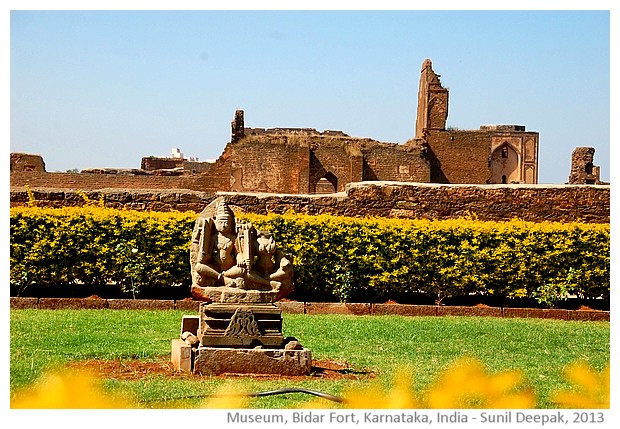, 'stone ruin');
171,198,311,375
568,147,605,185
